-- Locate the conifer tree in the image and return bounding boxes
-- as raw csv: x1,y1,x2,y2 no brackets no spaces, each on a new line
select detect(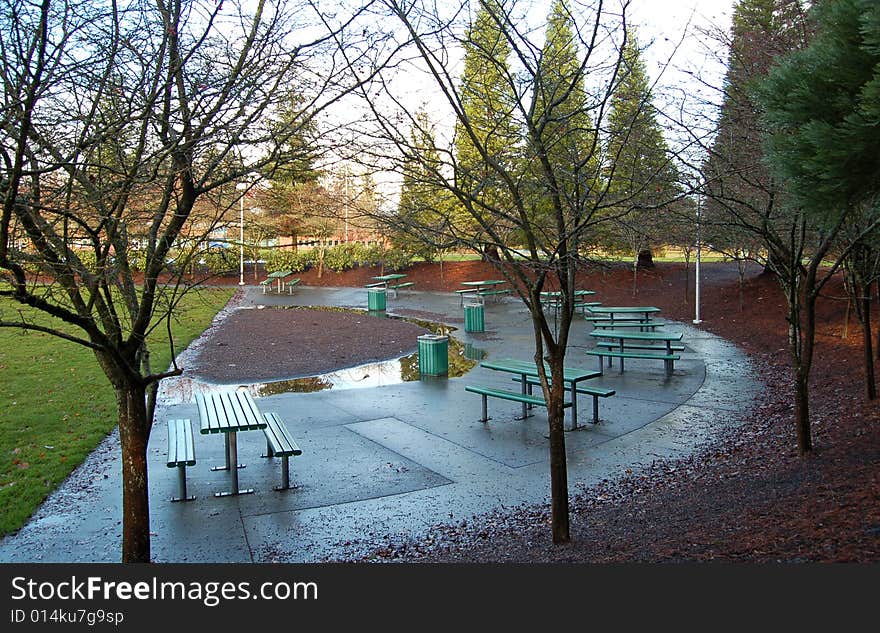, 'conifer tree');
603,33,679,277
526,0,601,252
453,0,520,259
